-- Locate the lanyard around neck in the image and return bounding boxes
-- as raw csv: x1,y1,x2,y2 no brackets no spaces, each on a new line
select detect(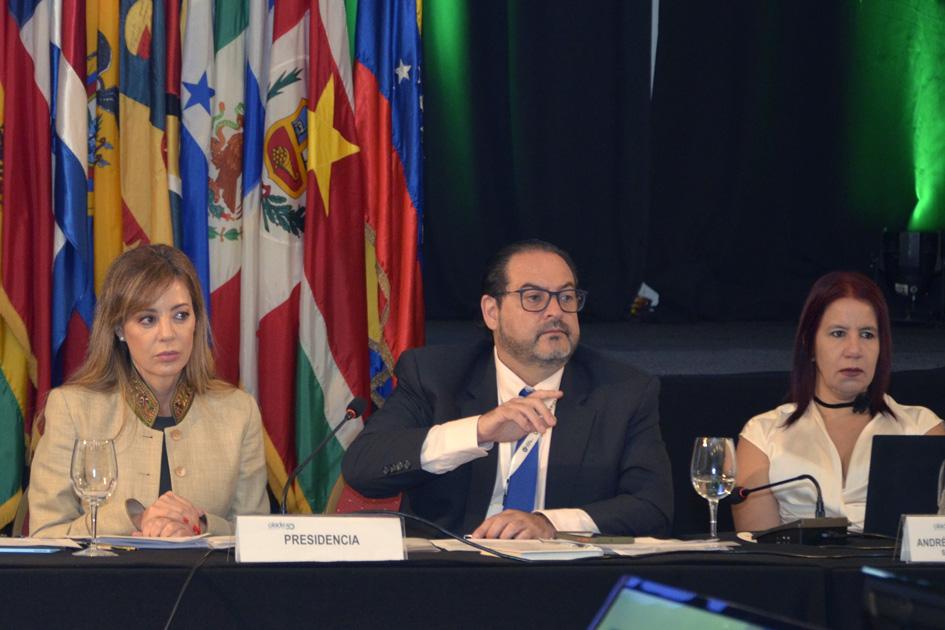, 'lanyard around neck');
501,386,555,490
